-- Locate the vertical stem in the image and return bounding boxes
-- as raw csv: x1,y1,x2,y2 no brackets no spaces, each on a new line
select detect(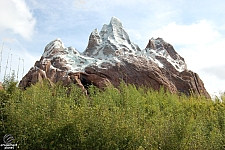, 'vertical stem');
22,59,24,78
9,54,13,75
0,43,4,74
0,39,5,129
4,48,11,80
17,57,20,81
